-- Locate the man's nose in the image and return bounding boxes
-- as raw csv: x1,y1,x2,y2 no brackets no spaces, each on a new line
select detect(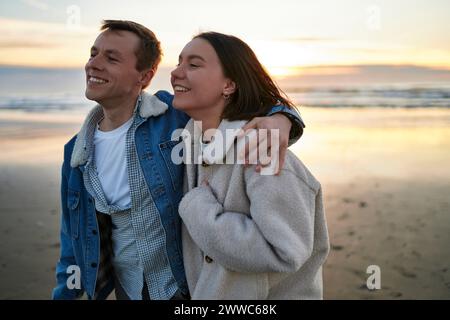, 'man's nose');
86,55,104,71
